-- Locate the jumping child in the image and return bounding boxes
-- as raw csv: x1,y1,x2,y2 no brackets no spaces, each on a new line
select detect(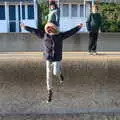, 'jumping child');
20,22,83,103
